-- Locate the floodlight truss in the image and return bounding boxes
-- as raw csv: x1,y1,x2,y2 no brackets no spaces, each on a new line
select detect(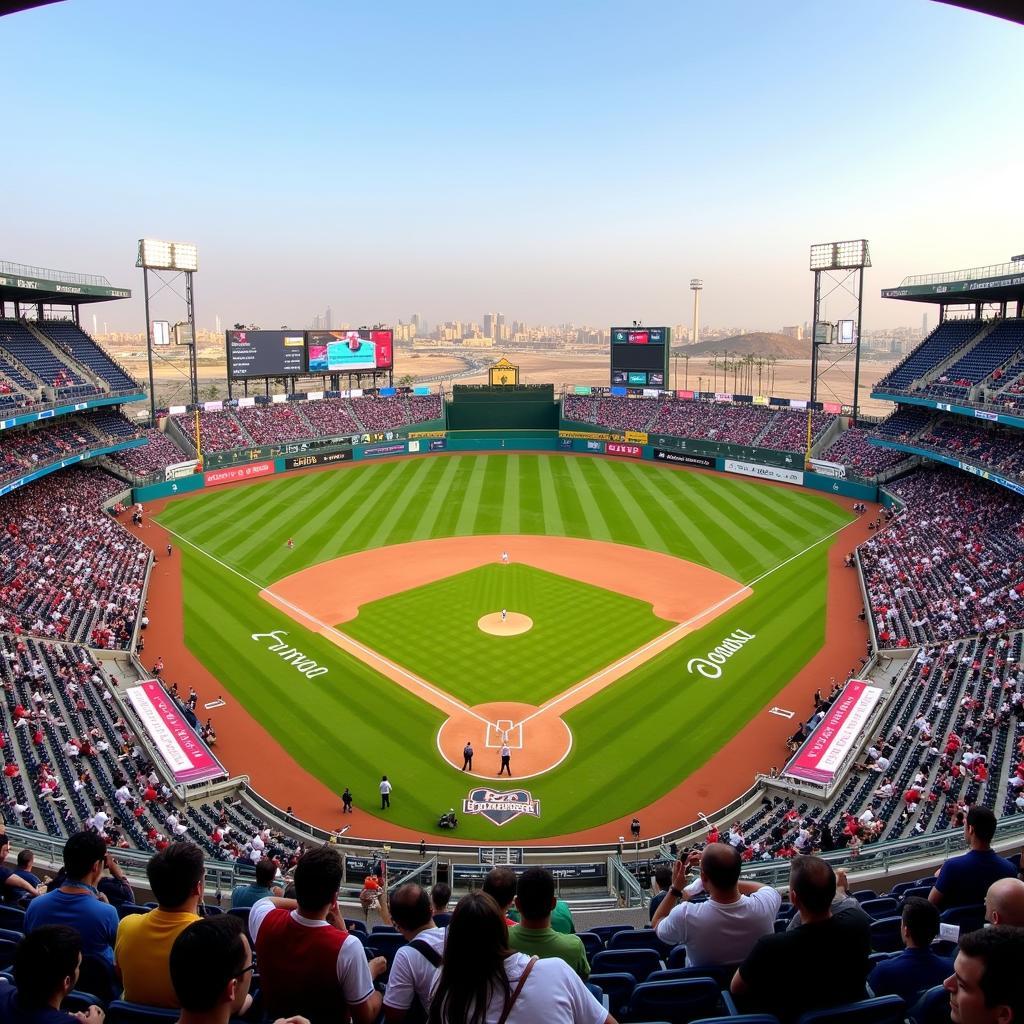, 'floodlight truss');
809,239,871,272
809,240,869,421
